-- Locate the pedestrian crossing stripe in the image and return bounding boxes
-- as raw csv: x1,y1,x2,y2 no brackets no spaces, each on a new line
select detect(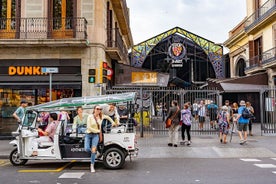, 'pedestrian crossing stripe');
273,171,276,174
271,158,276,161
240,159,261,162
254,164,276,168
59,172,85,179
